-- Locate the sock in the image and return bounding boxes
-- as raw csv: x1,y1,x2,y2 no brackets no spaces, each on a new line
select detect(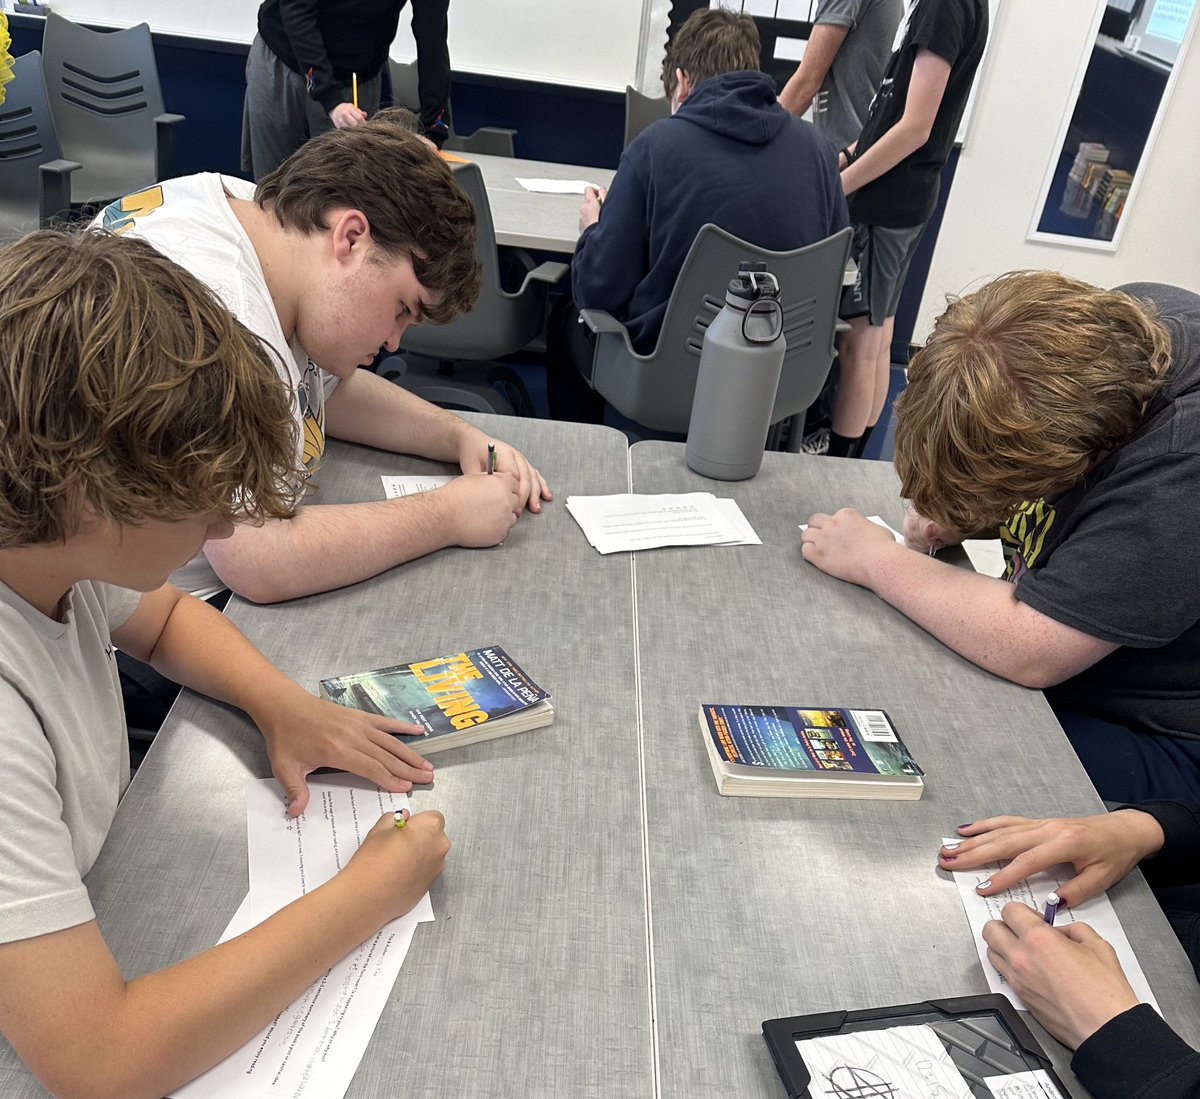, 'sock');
828,431,860,458
850,423,875,460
